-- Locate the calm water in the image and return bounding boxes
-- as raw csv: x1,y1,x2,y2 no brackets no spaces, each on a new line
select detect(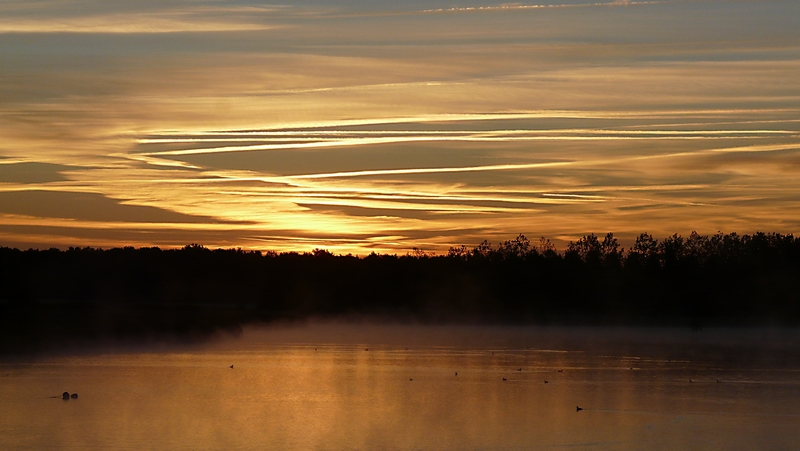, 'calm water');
2,325,800,450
